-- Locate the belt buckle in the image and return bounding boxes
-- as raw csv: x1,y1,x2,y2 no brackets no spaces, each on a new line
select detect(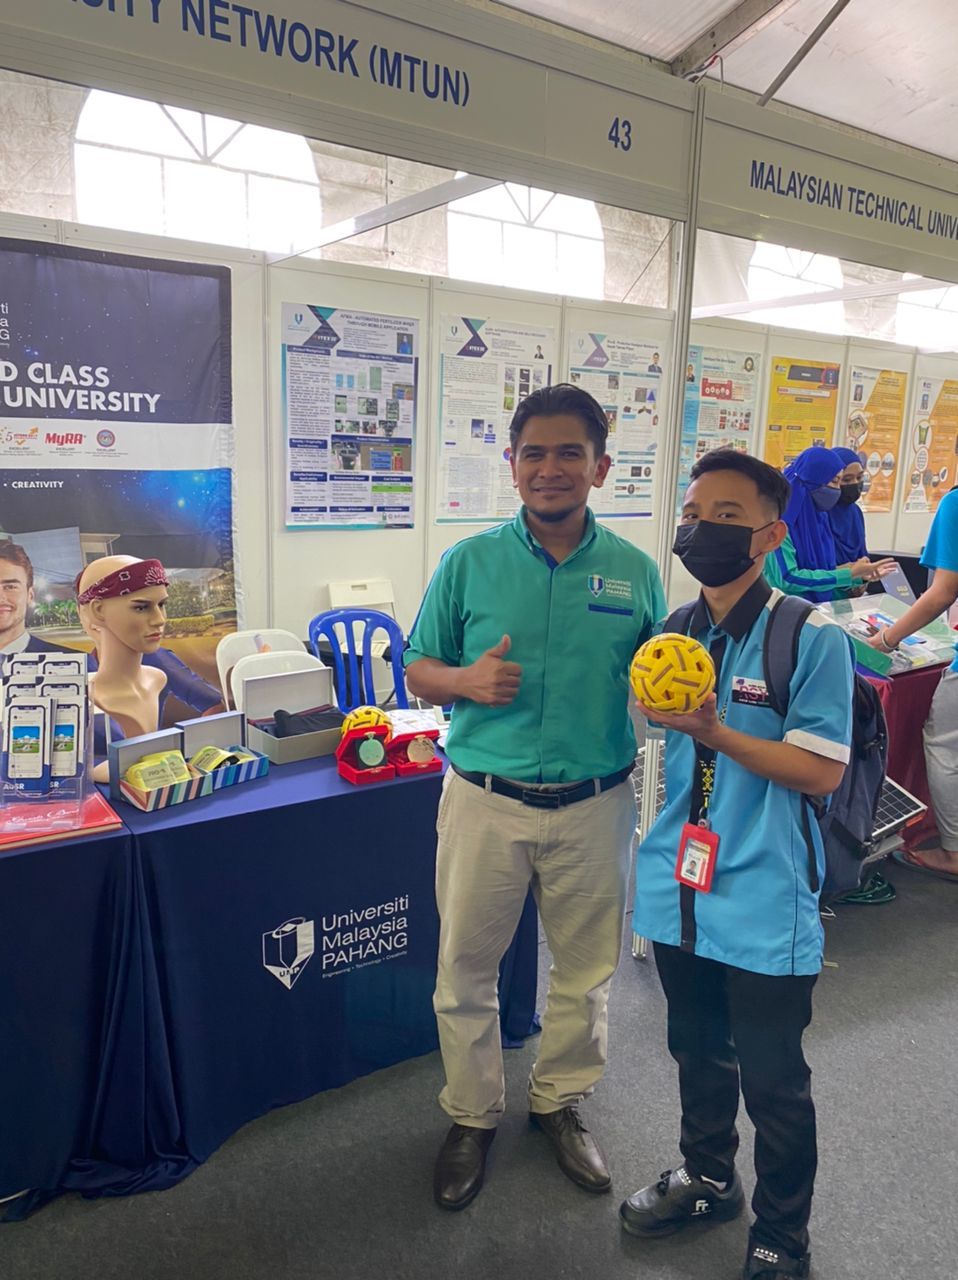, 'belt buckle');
521,788,562,809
